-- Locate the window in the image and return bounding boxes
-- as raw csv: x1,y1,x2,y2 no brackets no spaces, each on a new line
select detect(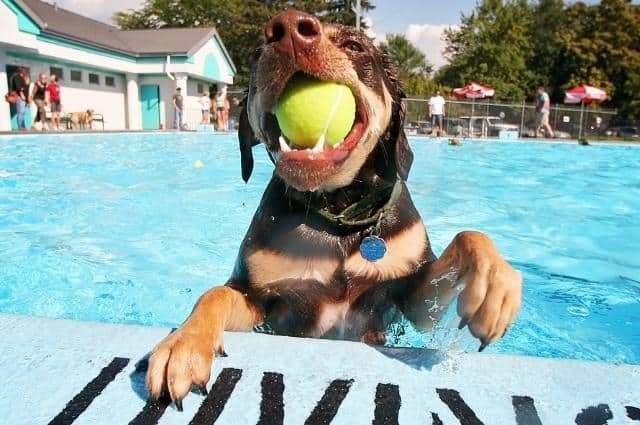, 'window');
70,70,82,82
105,76,115,87
50,66,64,80
89,73,100,85
197,83,204,94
